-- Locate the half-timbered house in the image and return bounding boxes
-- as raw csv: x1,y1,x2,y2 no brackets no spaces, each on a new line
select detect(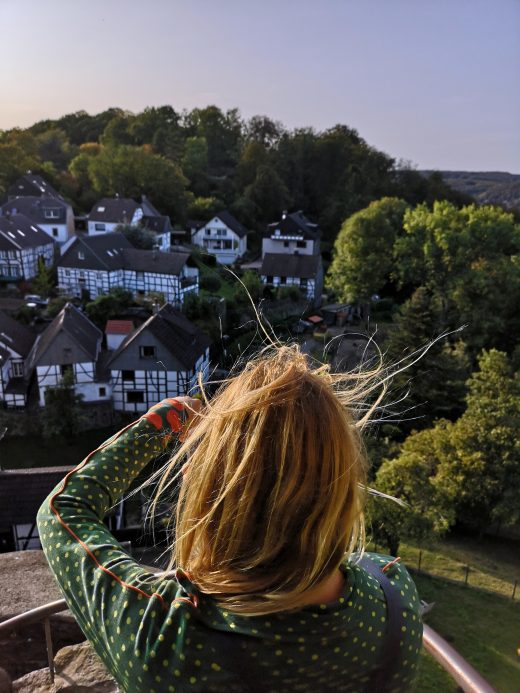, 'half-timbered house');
29,303,111,406
108,304,211,414
0,311,38,408
260,211,323,305
0,214,55,283
57,233,198,303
